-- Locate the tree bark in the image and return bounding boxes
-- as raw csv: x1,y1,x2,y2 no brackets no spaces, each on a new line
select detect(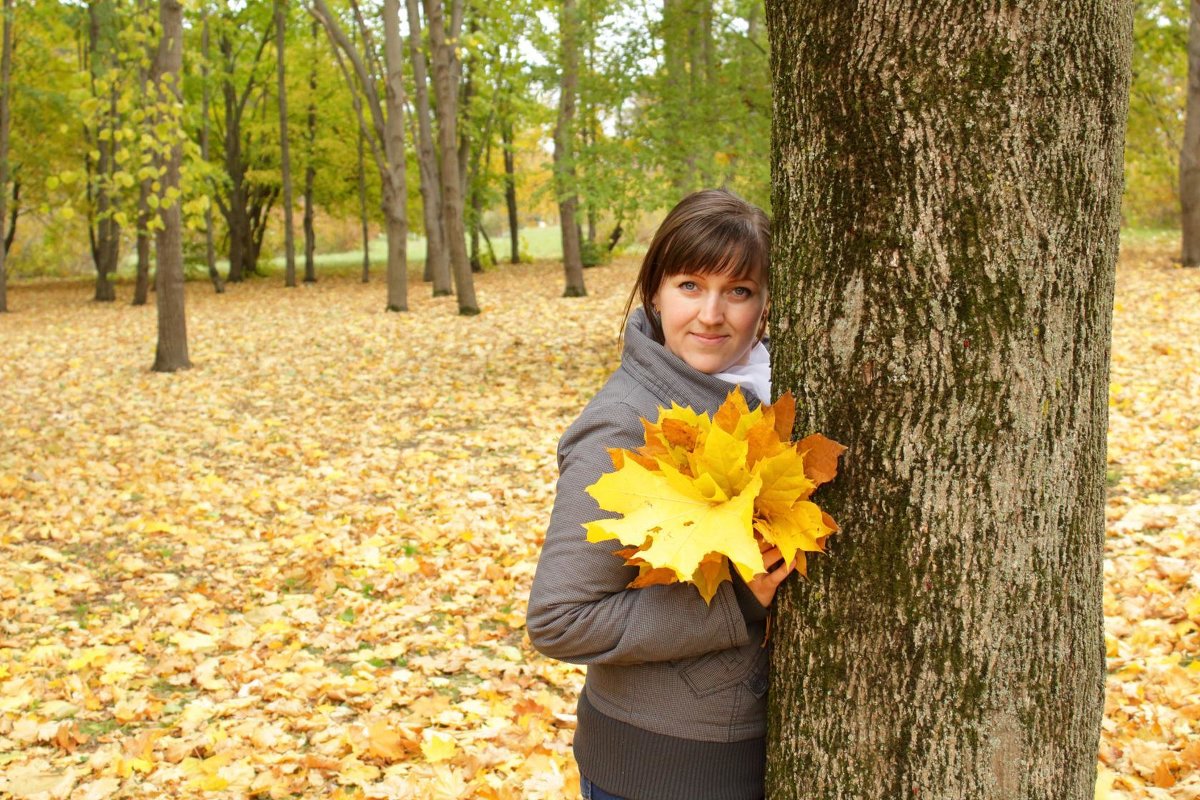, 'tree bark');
357,124,369,283
0,0,12,313
381,0,408,312
424,0,479,314
555,0,585,296
764,4,1131,799
152,0,189,372
1182,0,1200,266
276,0,297,287
501,112,520,264
405,0,450,295
303,18,317,284
200,12,223,293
